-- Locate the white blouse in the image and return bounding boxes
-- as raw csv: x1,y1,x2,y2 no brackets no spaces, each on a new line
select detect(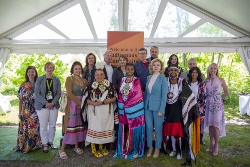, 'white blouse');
148,73,160,93
189,81,199,99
